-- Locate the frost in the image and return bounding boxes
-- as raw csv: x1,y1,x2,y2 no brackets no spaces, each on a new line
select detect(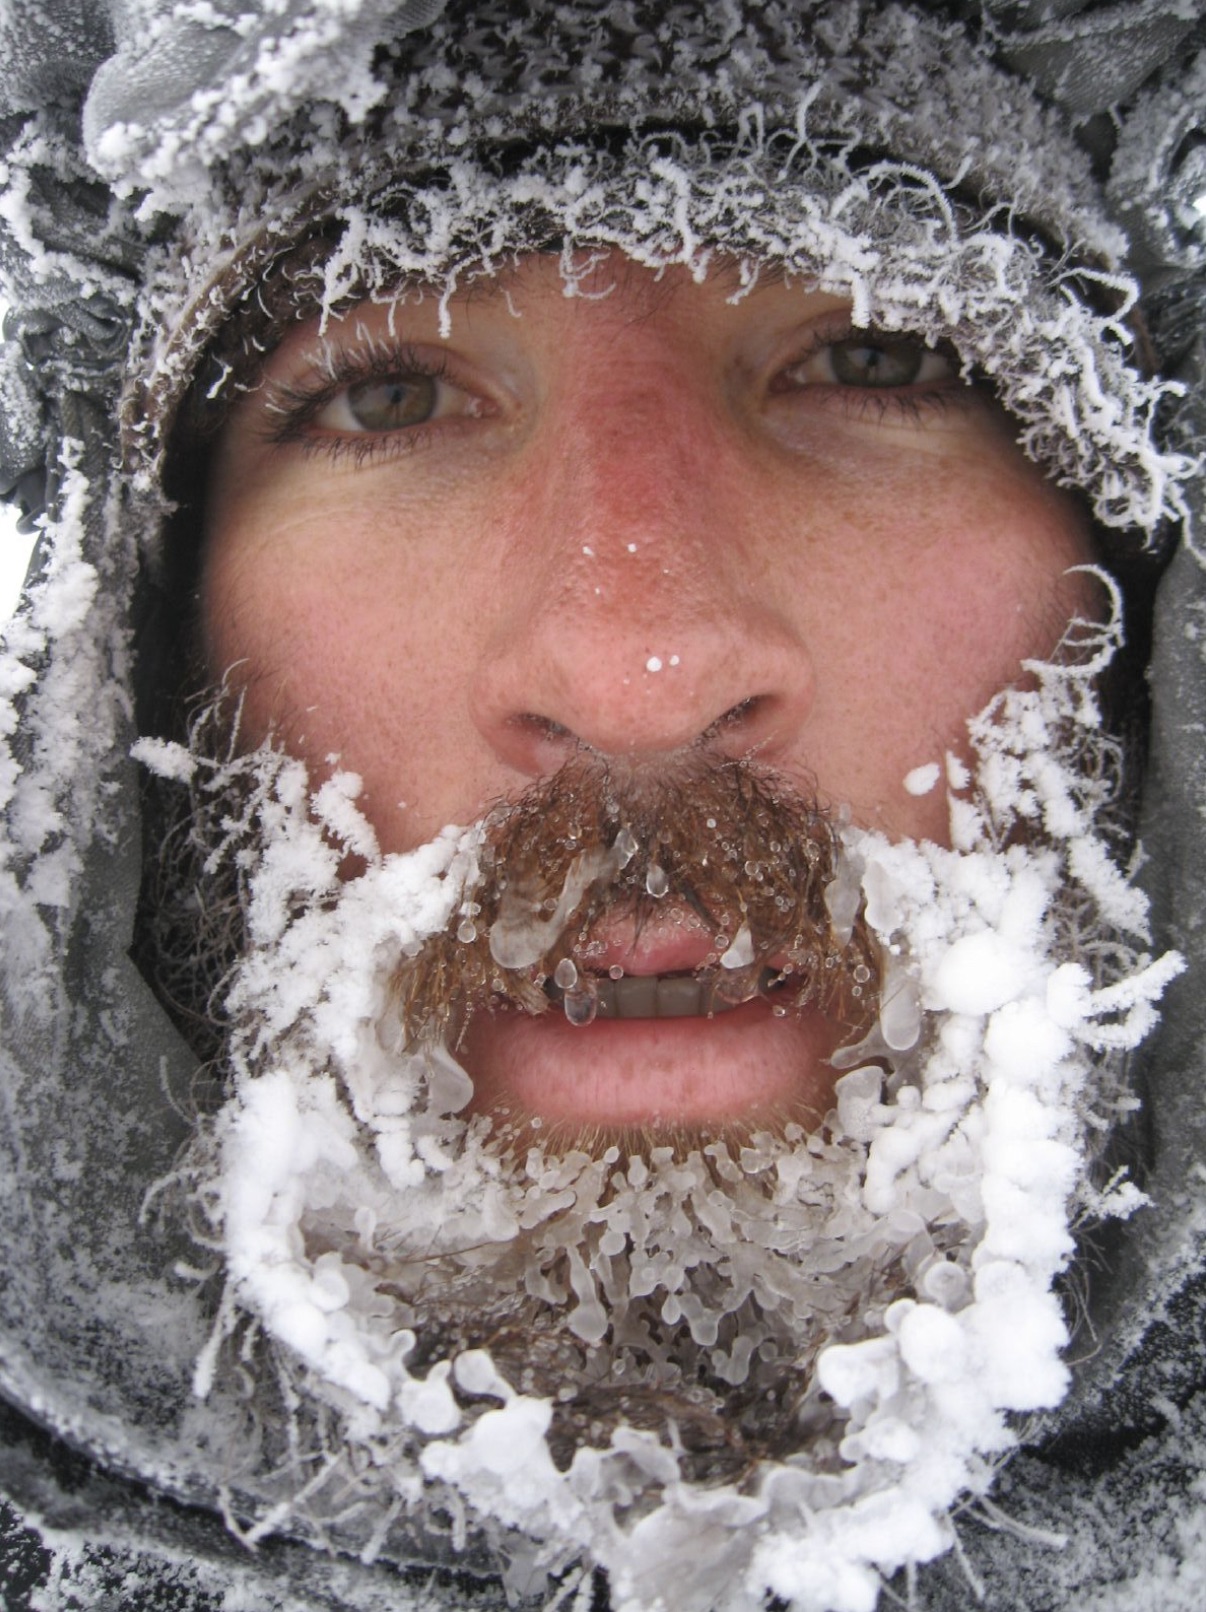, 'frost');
903,762,940,797
130,735,196,783
930,930,1031,1016
0,444,137,1001
161,602,1181,1612
103,4,1196,550
0,2,1198,1606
